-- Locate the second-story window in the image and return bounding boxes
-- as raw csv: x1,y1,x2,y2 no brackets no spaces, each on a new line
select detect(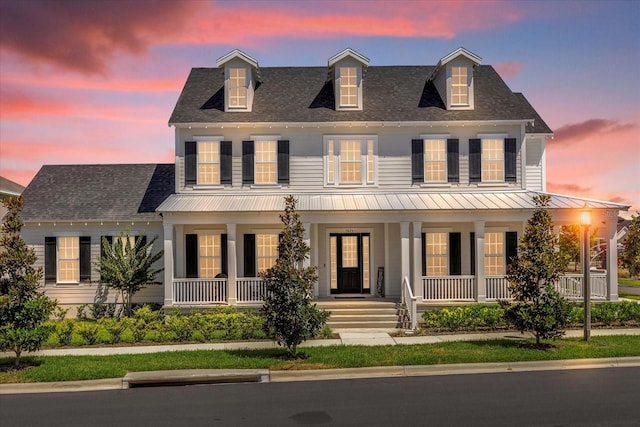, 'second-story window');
184,139,232,187
255,140,277,184
412,137,459,184
229,67,247,108
325,136,377,186
469,137,516,184
339,66,357,107
452,66,468,105
242,138,289,186
481,138,504,182
198,141,220,185
424,139,447,183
